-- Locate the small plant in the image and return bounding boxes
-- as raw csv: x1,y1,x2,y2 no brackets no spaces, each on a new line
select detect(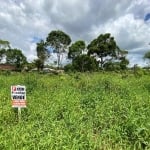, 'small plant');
0,72,150,149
